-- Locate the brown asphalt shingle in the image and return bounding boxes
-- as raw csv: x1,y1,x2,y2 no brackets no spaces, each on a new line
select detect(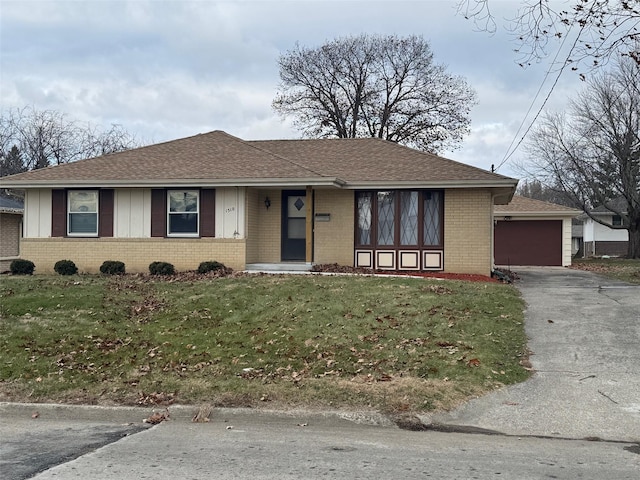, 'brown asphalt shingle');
2,131,323,184
495,195,580,214
1,130,515,186
249,137,513,183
